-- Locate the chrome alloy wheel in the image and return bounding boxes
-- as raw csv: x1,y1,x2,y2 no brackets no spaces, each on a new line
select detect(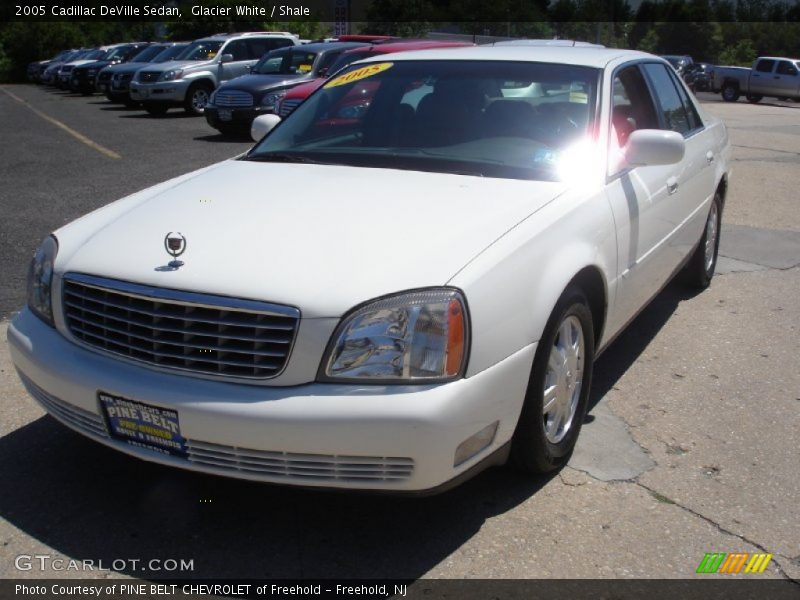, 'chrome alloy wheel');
704,201,719,272
543,315,585,444
191,88,210,112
